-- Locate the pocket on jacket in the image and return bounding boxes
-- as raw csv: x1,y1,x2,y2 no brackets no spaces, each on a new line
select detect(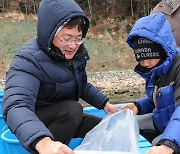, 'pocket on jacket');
153,104,175,132
156,83,175,110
